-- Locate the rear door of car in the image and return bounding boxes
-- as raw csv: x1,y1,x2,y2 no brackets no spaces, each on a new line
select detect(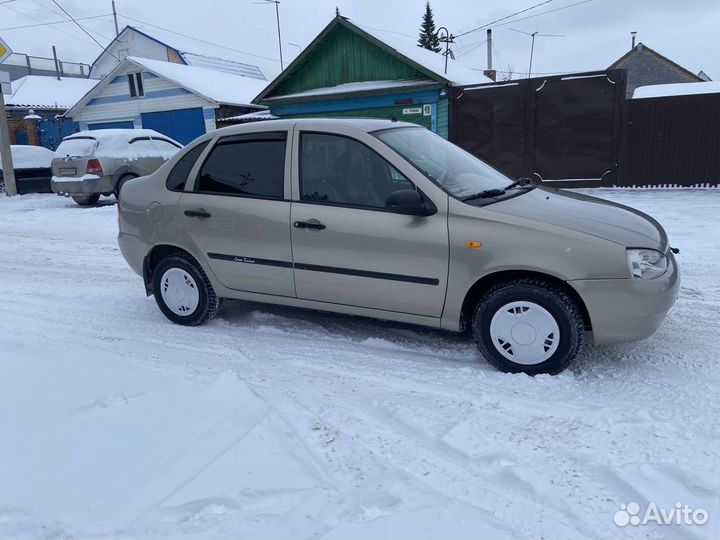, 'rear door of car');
177,129,295,297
